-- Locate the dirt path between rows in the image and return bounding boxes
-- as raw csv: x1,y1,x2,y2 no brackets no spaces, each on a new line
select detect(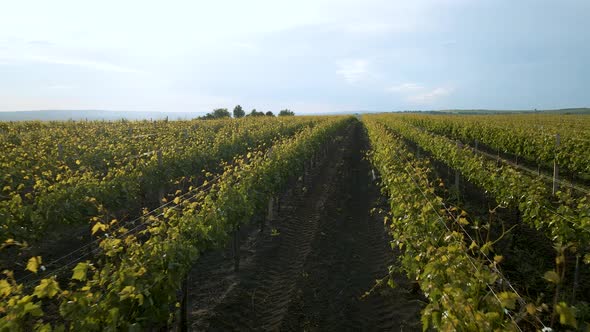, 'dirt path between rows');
186,122,423,331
